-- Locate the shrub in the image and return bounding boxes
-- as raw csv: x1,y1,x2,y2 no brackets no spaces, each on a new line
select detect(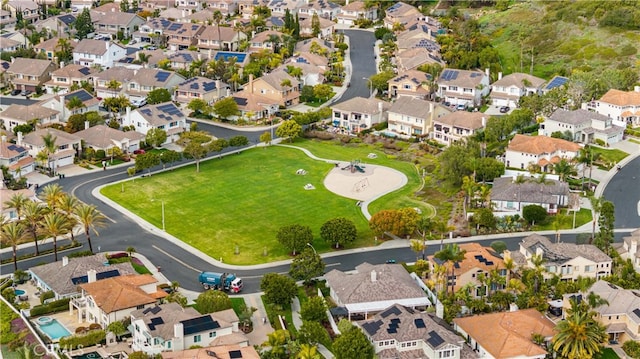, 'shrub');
95,149,106,160
2,287,16,303
623,340,640,359
30,298,71,316
40,291,55,304
59,330,106,349
107,252,129,259
68,250,94,258
523,205,547,225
